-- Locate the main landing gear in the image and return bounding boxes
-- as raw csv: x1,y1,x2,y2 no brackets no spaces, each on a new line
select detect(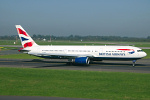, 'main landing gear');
132,60,136,67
